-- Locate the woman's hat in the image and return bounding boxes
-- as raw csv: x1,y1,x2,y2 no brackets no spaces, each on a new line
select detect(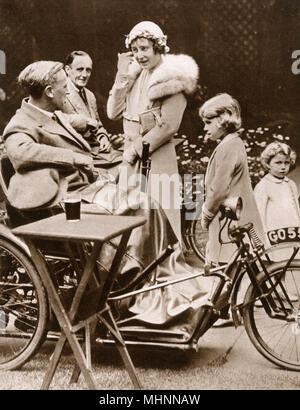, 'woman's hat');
125,21,169,52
